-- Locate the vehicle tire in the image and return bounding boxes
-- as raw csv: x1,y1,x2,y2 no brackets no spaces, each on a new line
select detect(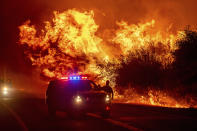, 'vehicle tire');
101,110,110,118
68,110,86,119
67,111,75,119
78,110,86,119
48,104,56,117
